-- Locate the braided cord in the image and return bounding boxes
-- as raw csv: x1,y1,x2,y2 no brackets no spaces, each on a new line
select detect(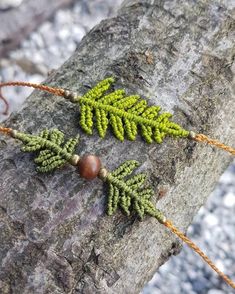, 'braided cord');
1,125,235,289
193,133,235,156
0,87,9,115
0,126,13,136
105,164,235,291
163,219,235,290
1,79,235,156
0,81,65,98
